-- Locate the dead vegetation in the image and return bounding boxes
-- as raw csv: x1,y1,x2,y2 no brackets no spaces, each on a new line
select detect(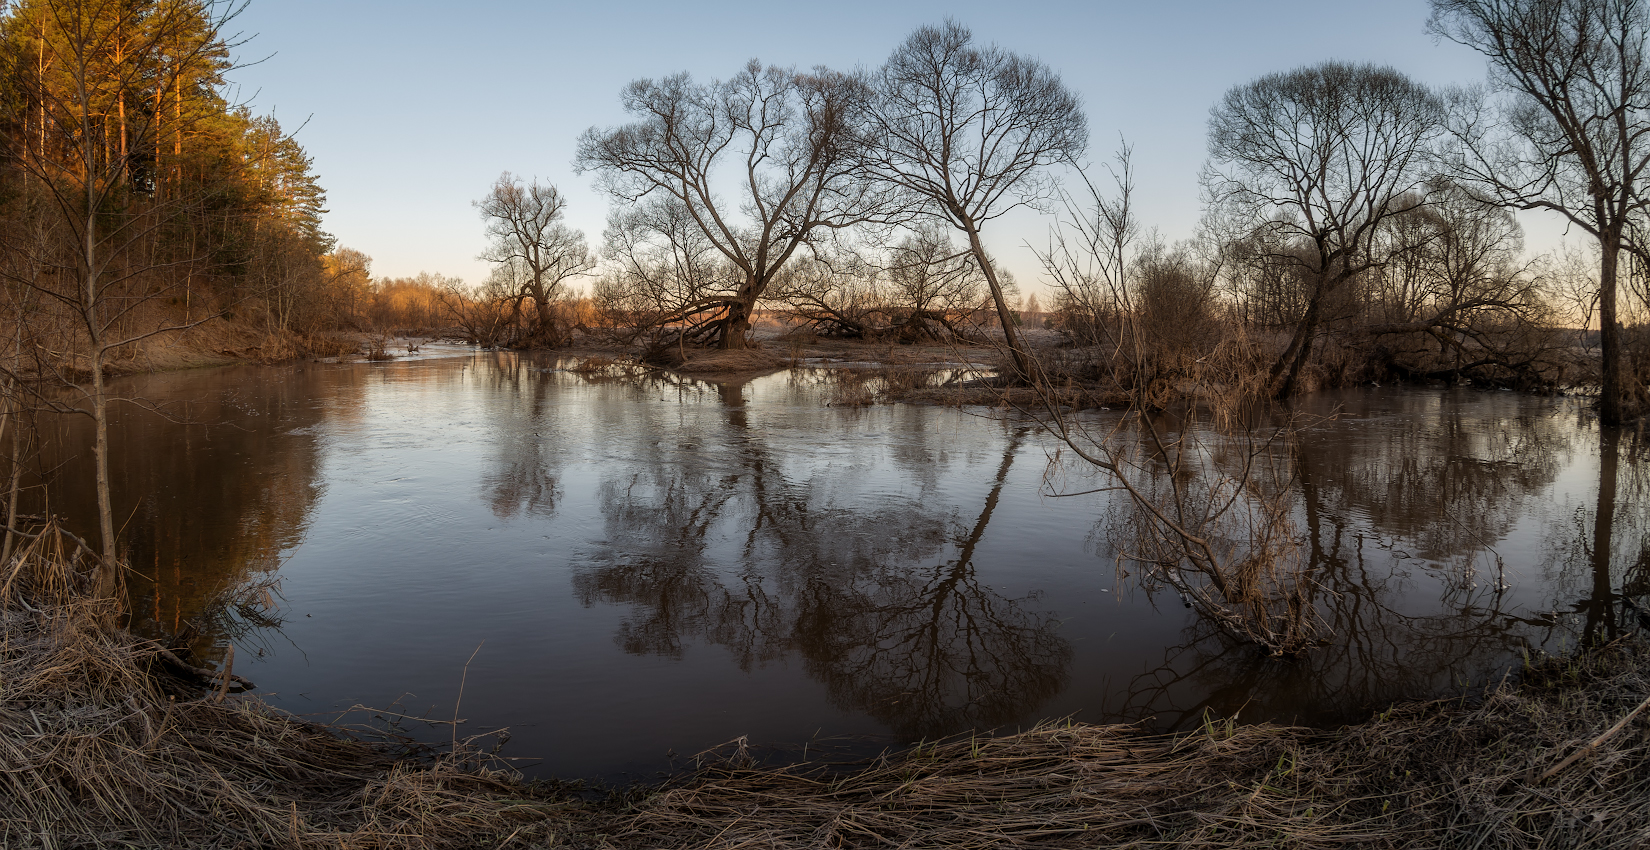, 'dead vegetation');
600,635,1650,849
